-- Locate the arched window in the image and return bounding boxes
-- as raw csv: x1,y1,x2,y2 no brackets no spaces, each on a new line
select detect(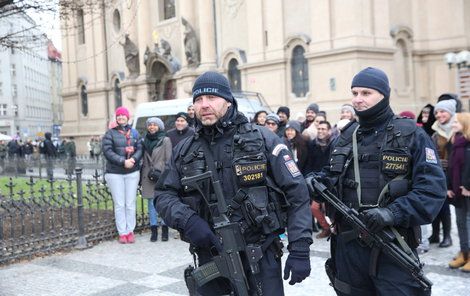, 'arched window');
114,79,122,108
228,59,241,92
291,45,309,97
80,85,88,116
77,9,85,44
